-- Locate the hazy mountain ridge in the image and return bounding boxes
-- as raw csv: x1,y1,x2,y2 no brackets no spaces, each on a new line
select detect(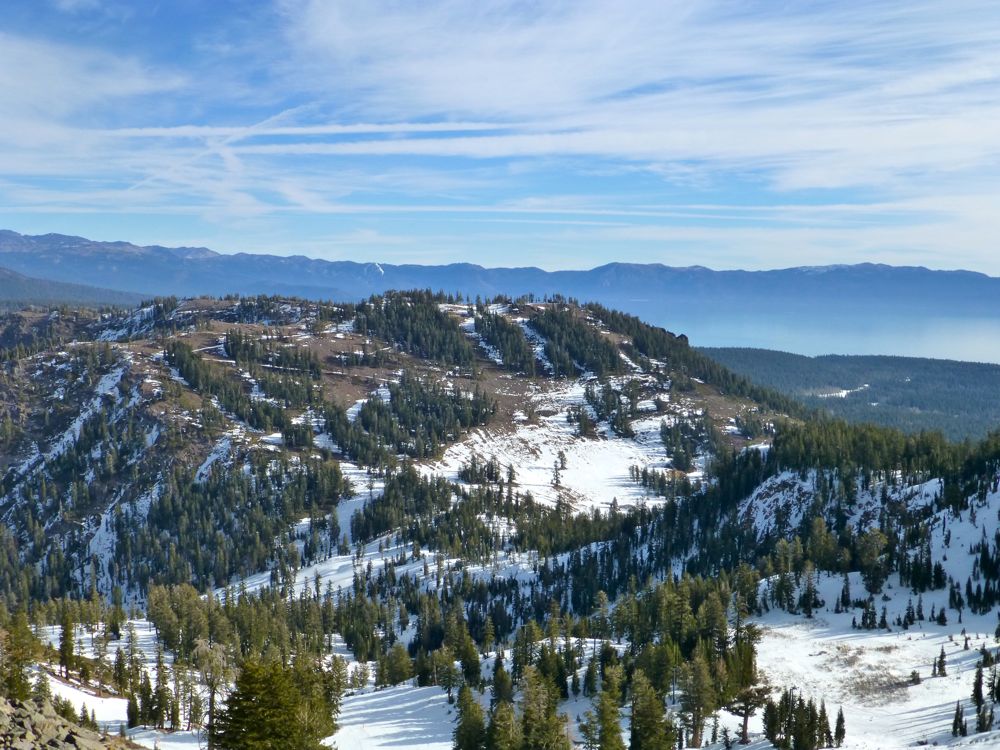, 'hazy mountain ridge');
0,264,142,309
2,229,999,314
703,347,1000,440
